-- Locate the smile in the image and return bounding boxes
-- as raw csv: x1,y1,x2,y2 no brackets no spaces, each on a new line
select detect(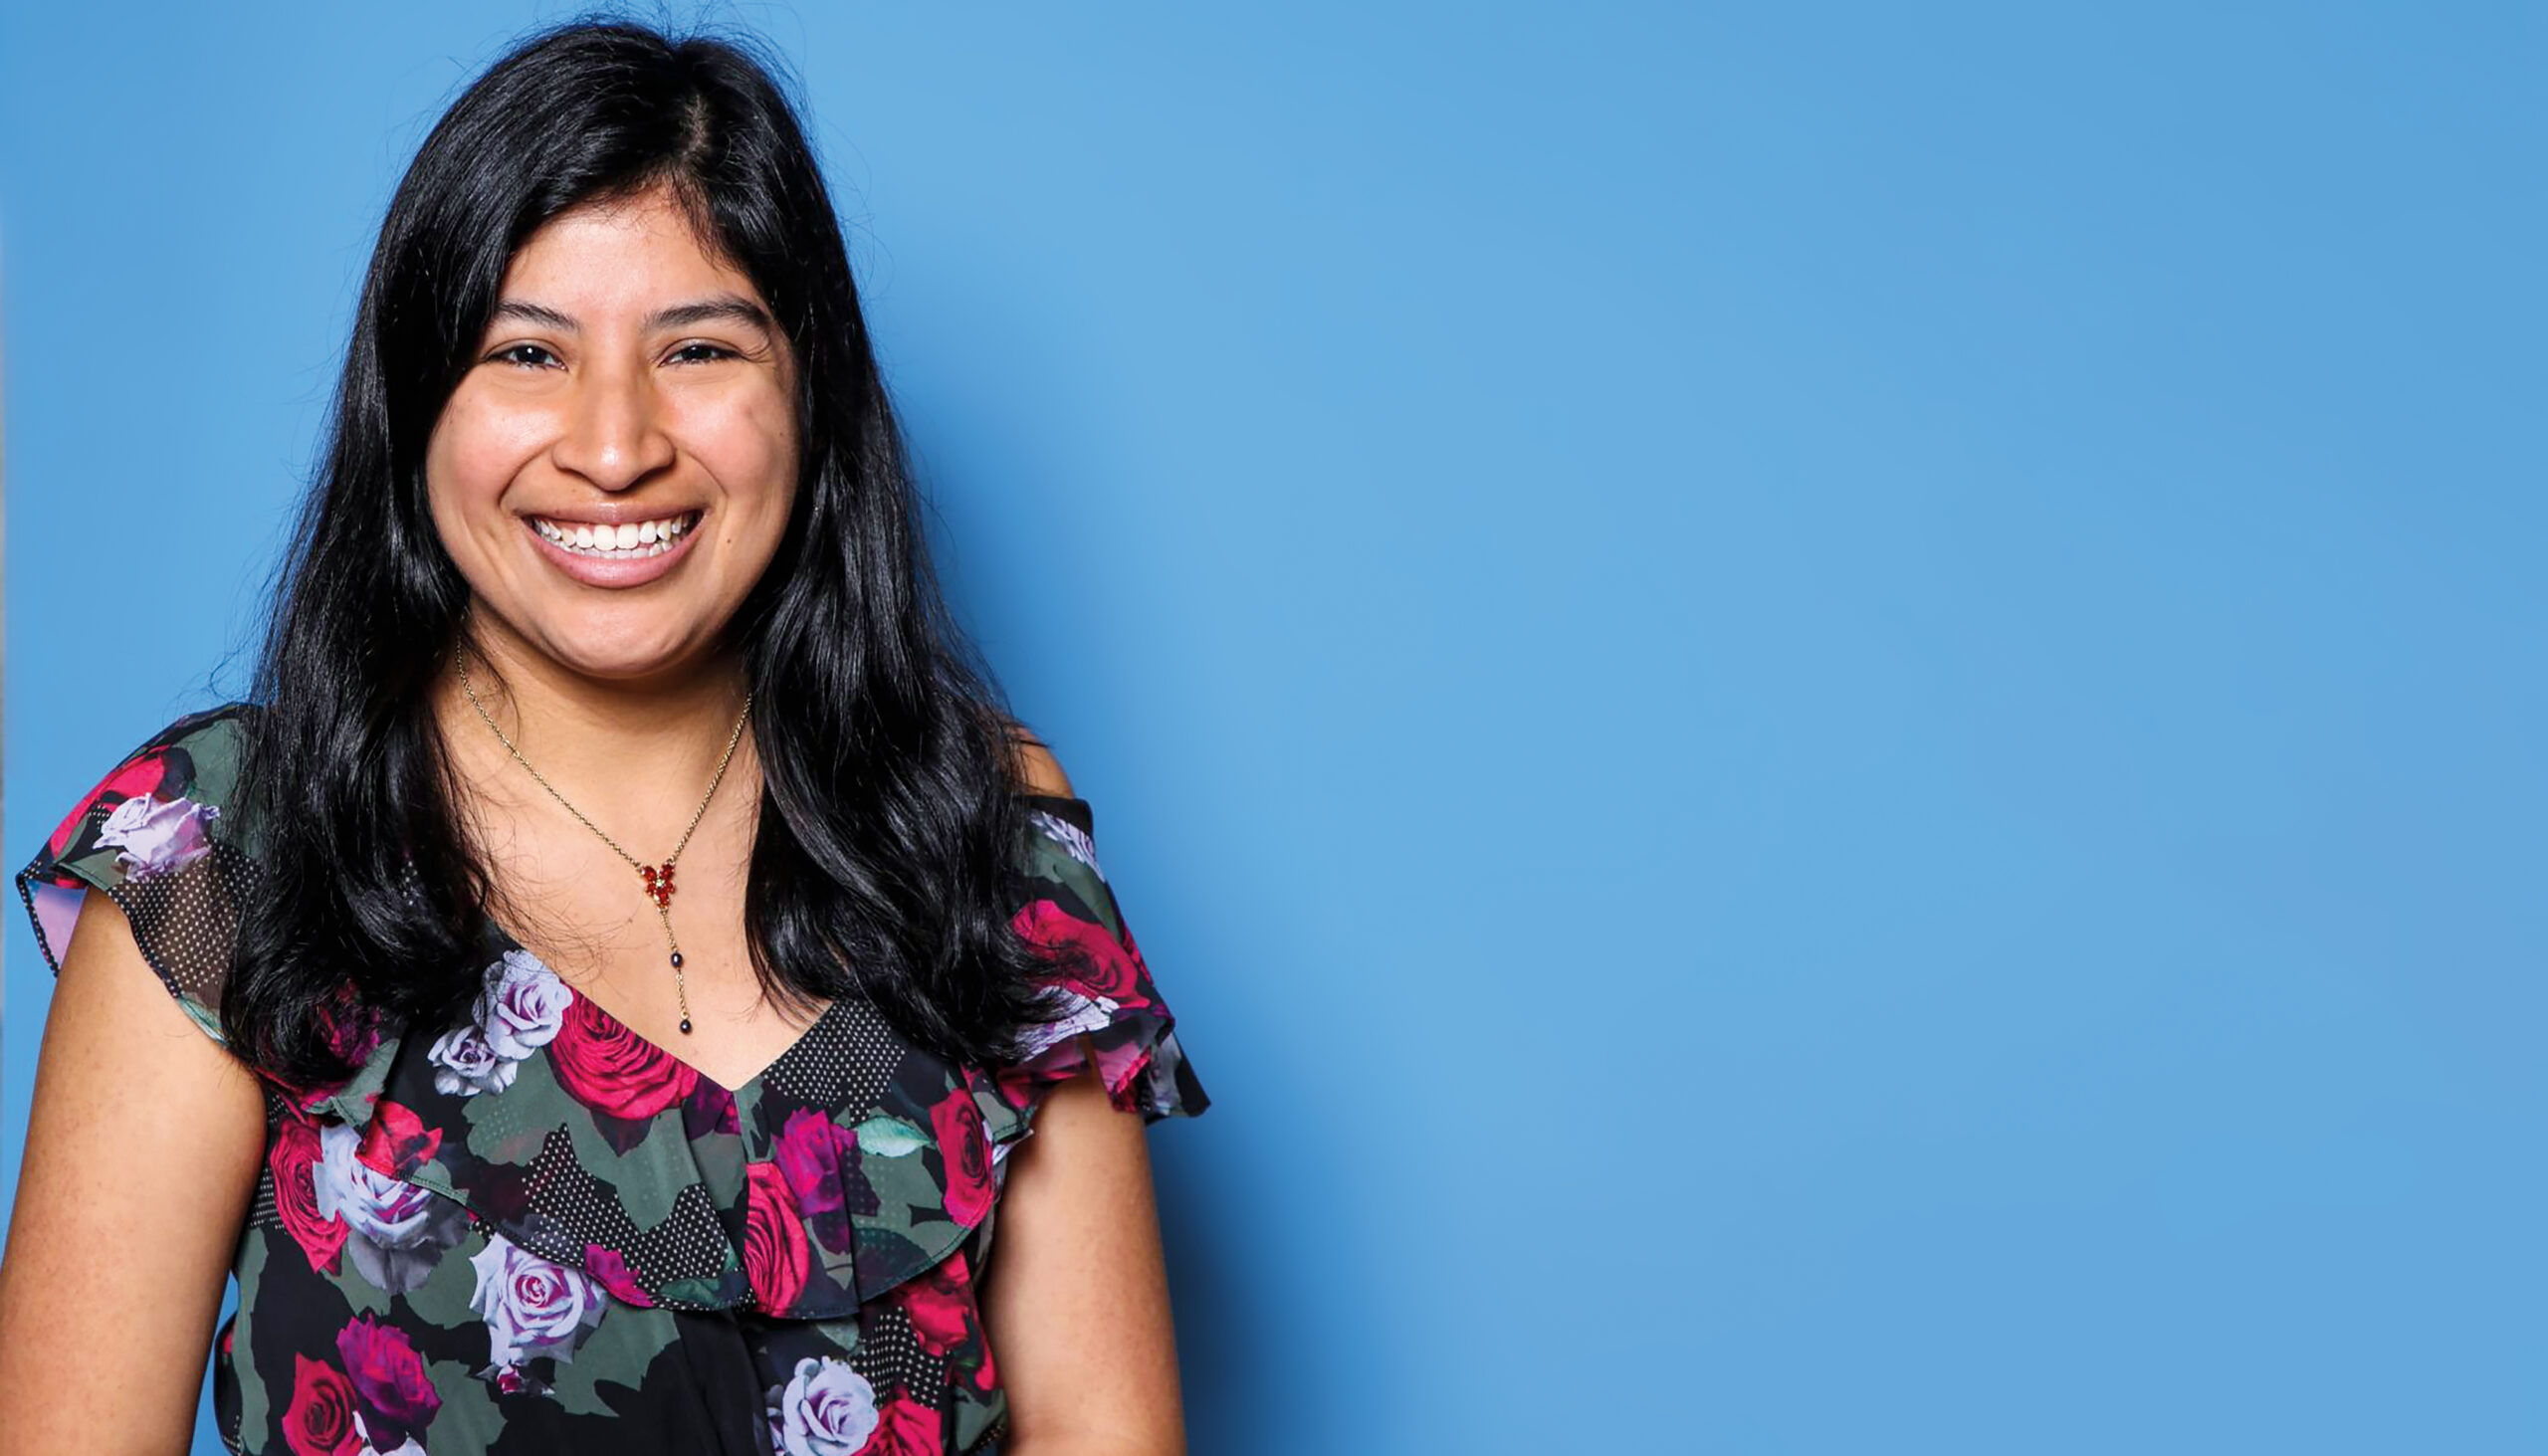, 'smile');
530,510,702,558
